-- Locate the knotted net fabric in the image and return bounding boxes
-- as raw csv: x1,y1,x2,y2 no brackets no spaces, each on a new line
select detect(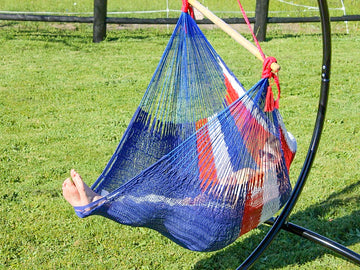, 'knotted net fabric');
73,12,297,252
